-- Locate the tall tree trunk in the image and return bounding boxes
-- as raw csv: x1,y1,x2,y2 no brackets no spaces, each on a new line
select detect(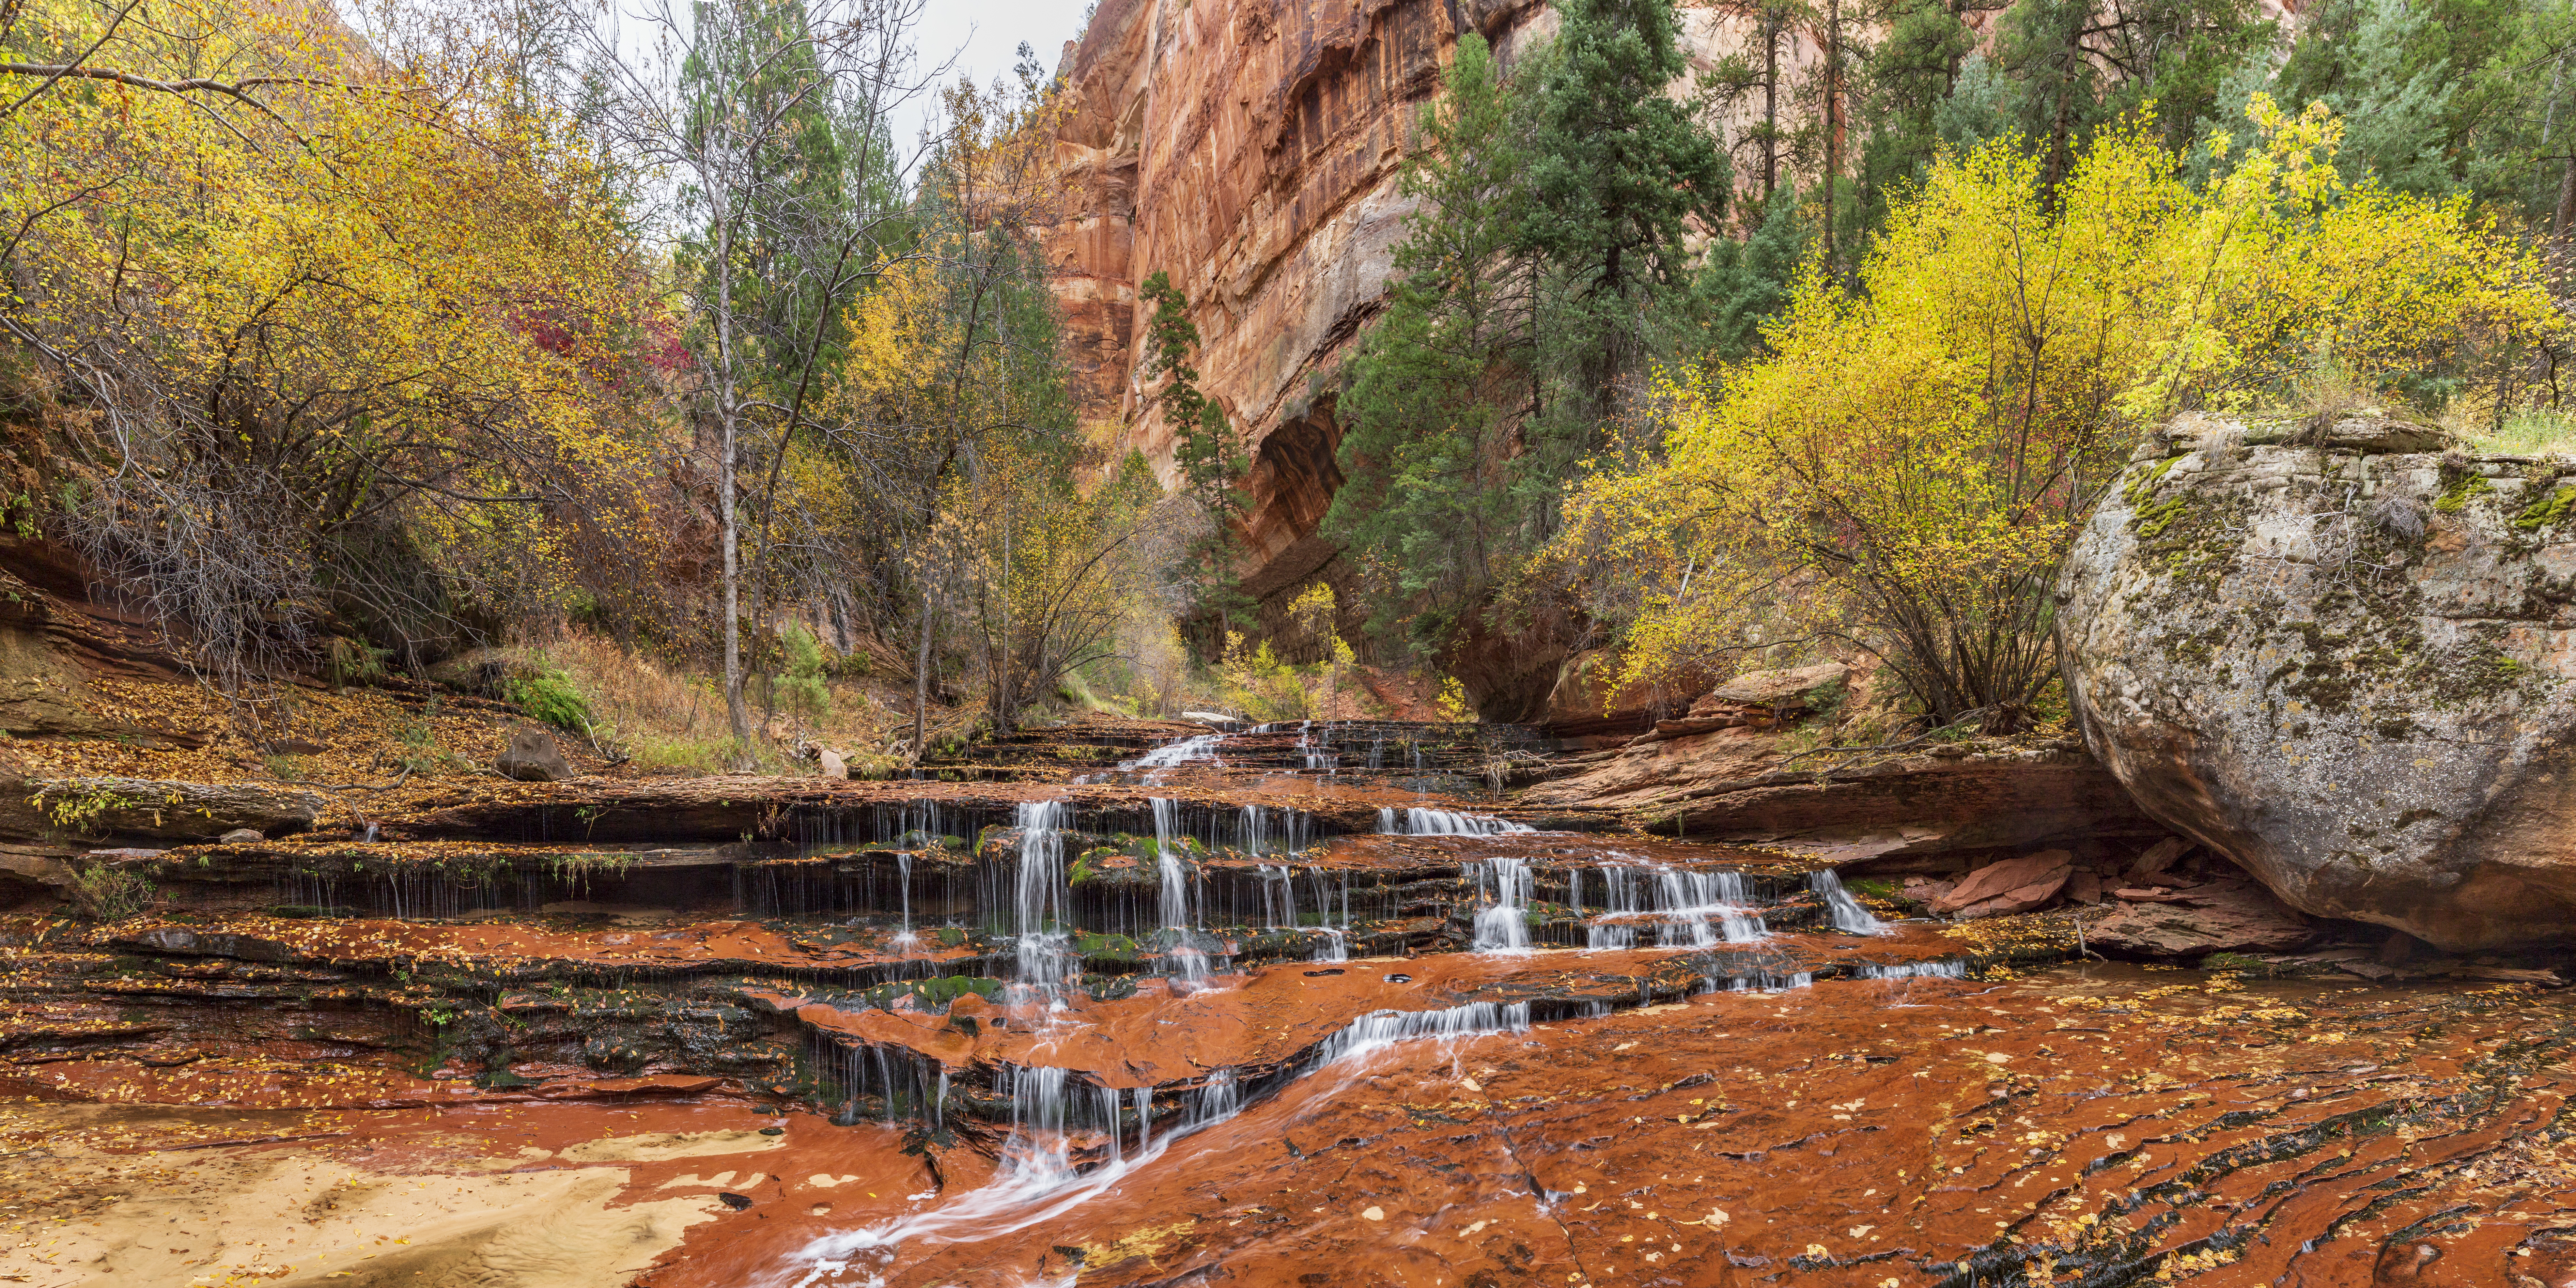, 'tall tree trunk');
715,212,752,762
1822,0,1840,270
2555,156,2576,245
1762,6,1779,201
